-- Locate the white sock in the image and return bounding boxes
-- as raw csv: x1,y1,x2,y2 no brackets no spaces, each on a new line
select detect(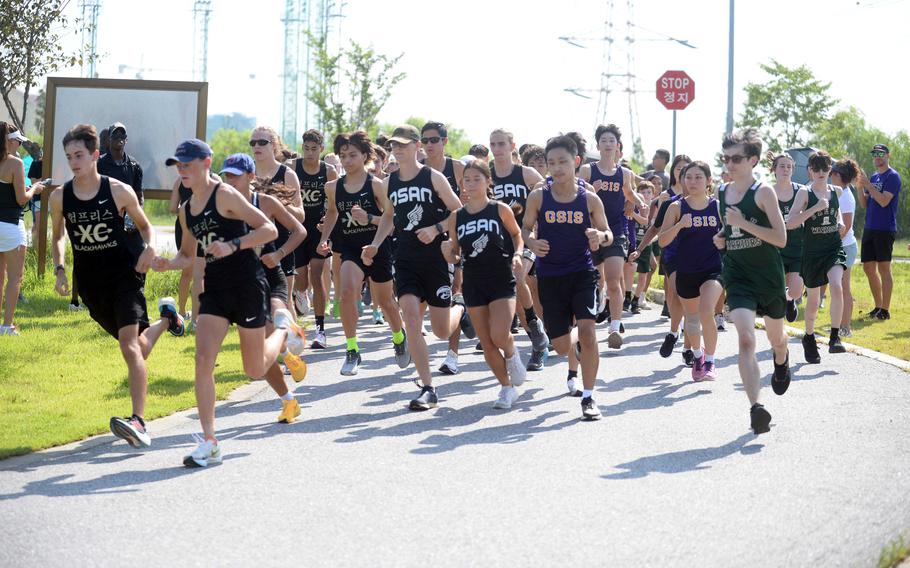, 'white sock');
705,353,715,363
567,377,577,391
670,330,678,339
280,392,293,401
693,348,704,358
448,350,458,360
610,320,621,333
582,389,593,399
